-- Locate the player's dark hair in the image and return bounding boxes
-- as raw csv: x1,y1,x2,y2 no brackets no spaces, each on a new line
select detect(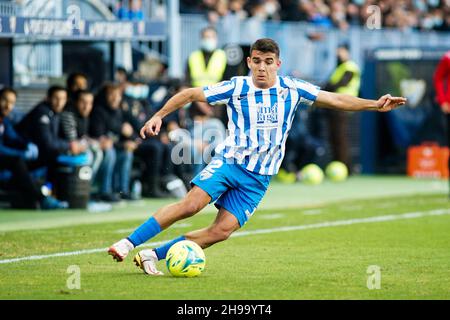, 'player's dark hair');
73,89,93,102
0,87,17,99
47,85,67,99
66,72,88,90
250,38,280,58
